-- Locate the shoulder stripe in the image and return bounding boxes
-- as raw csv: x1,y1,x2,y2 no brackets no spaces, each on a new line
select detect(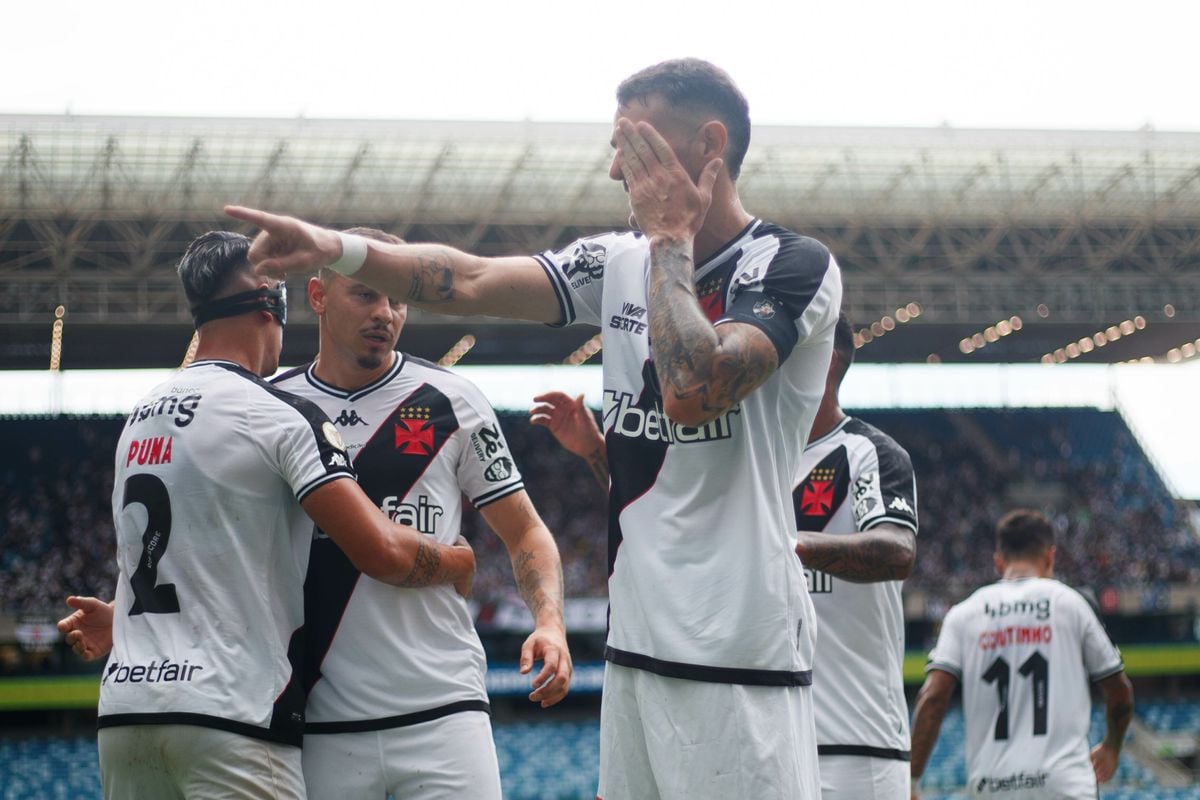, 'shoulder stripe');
472,481,525,509
534,253,576,328
925,661,962,680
